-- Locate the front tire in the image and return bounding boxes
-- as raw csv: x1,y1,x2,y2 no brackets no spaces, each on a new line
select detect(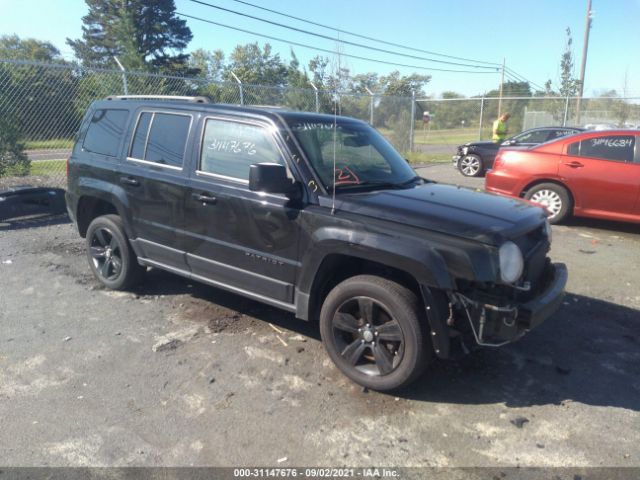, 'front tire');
524,183,571,224
458,154,484,177
86,214,145,290
319,275,431,391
